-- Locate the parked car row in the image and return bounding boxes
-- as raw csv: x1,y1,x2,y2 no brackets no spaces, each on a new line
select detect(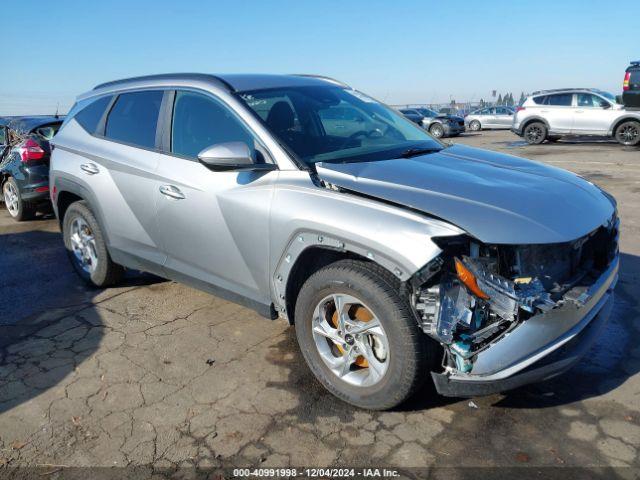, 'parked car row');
0,116,62,220
397,108,465,138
